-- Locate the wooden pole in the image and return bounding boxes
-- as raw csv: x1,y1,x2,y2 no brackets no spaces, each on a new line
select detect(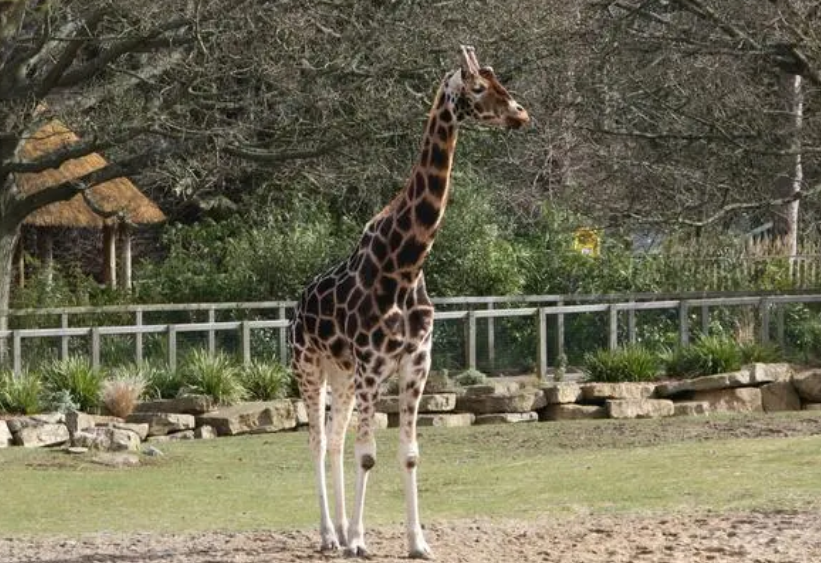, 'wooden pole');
118,223,132,291
102,224,117,288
